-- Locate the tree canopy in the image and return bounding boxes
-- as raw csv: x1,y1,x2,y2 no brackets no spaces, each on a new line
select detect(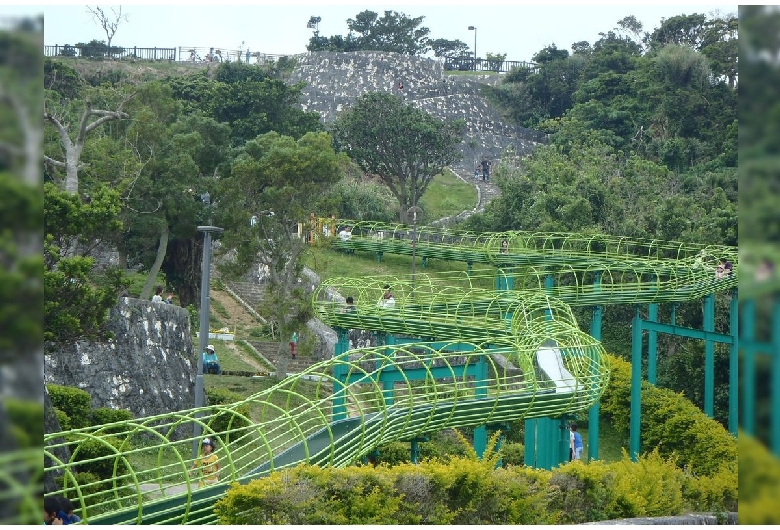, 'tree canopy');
331,92,464,223
307,10,432,55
